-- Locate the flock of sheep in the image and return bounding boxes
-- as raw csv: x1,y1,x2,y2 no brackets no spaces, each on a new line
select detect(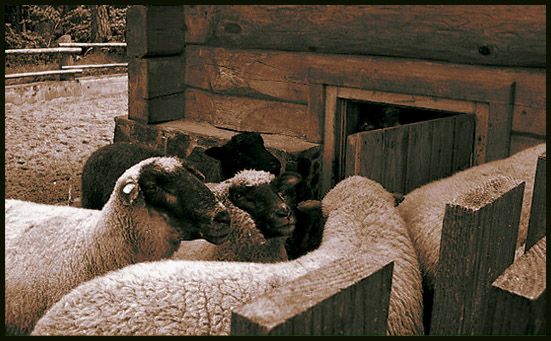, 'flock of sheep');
4,128,545,336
